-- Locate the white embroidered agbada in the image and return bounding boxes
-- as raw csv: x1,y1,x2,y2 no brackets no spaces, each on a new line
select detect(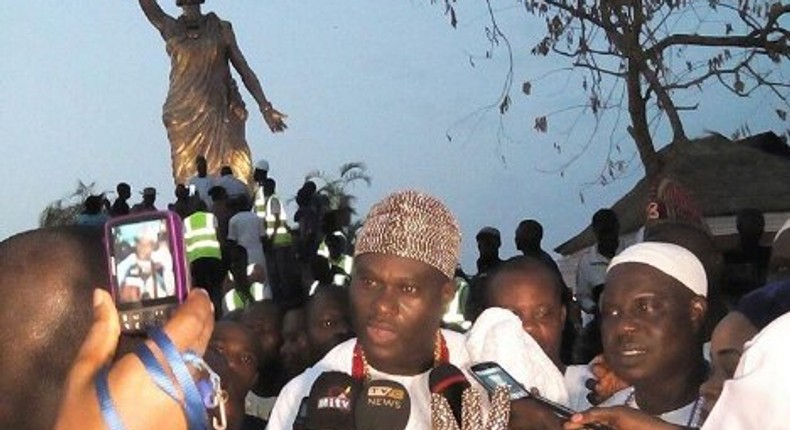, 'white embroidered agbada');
266,330,474,430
